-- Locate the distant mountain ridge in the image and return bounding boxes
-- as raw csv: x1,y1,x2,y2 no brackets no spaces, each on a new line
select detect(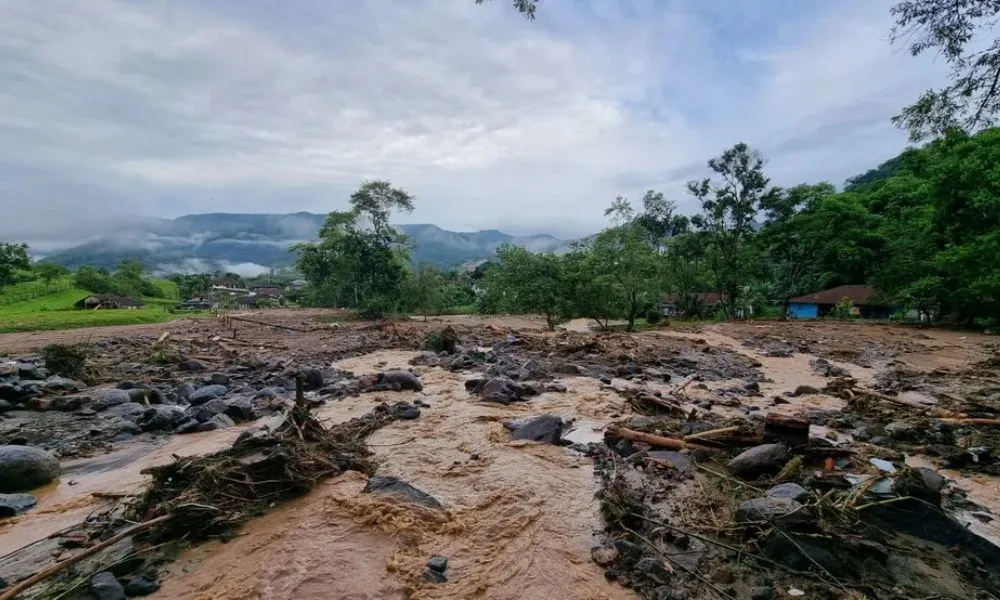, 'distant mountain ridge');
45,212,567,275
